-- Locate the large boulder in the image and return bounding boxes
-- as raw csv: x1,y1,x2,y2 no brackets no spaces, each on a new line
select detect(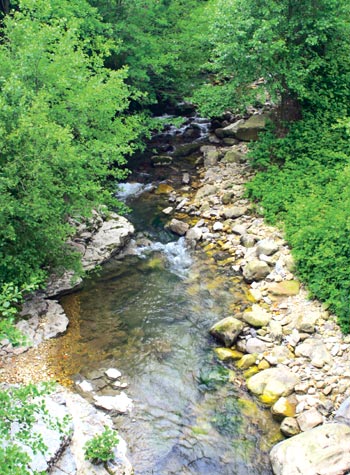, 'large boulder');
82,215,134,271
51,391,133,475
243,260,270,282
270,423,350,475
247,366,300,404
236,114,269,141
210,316,244,347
